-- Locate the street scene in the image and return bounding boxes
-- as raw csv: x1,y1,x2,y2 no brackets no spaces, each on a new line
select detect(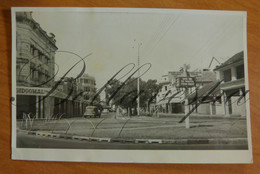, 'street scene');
14,10,249,150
